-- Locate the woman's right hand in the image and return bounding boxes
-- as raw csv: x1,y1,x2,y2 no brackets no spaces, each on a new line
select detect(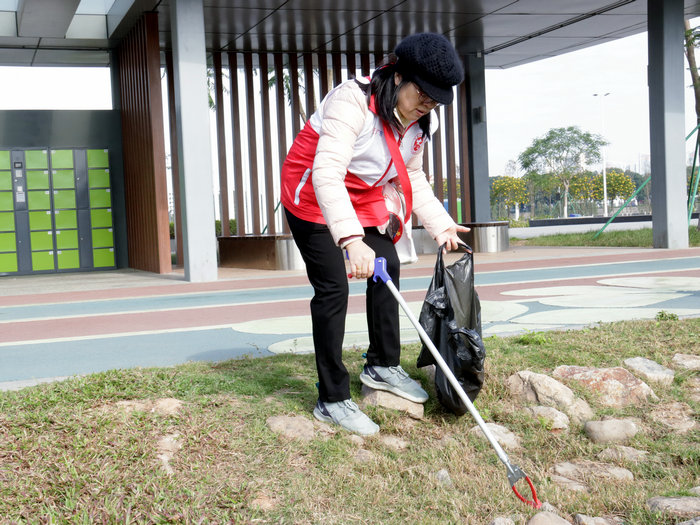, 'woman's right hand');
345,239,376,279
